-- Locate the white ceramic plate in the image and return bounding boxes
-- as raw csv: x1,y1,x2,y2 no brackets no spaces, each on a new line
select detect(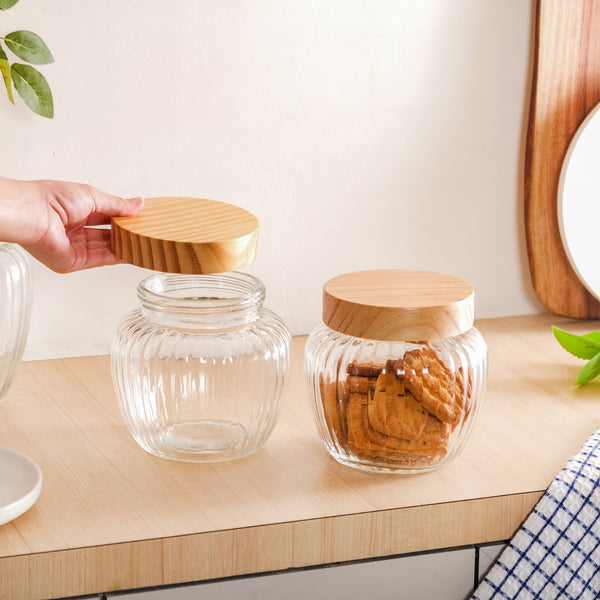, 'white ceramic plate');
0,446,42,526
558,102,600,301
